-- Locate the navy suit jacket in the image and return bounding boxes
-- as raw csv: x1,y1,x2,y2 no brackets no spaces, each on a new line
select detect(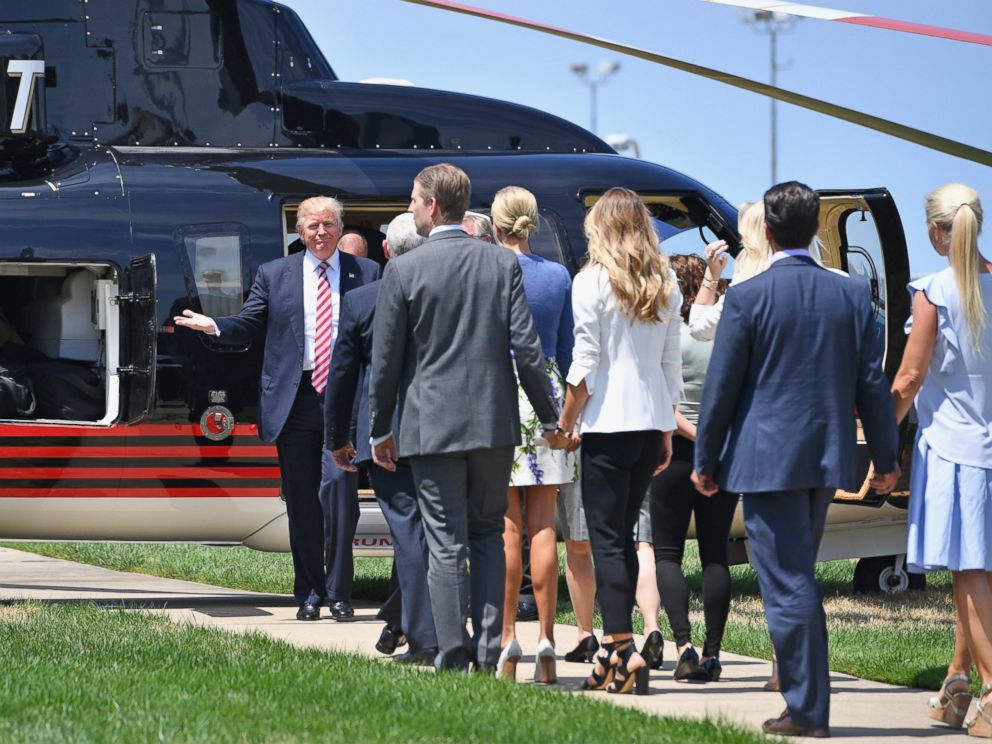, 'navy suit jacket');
695,255,898,493
324,280,379,464
214,249,380,443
